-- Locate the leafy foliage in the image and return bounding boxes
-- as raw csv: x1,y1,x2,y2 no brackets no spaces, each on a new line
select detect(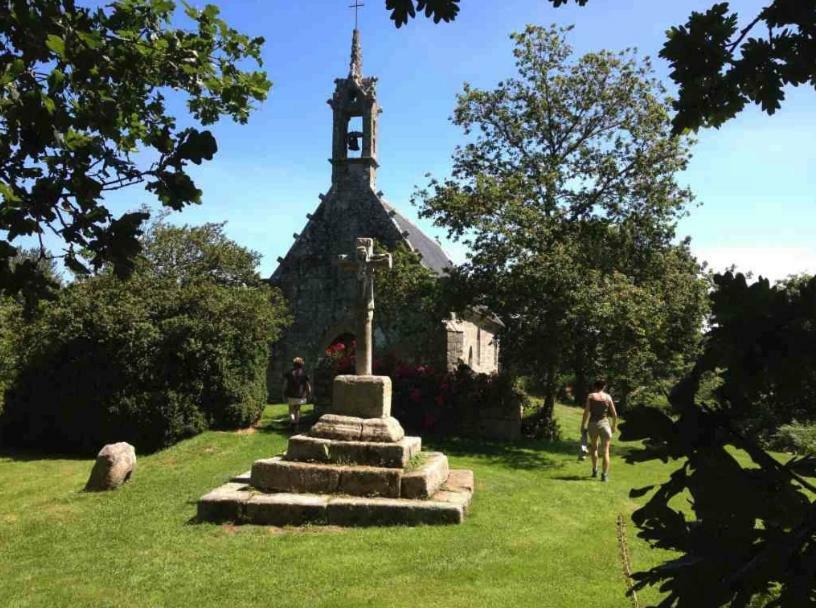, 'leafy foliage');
373,242,445,361
0,219,290,454
0,295,21,416
548,0,816,134
389,1,816,133
621,272,816,606
771,422,816,456
386,0,460,27
416,26,708,421
0,0,270,298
